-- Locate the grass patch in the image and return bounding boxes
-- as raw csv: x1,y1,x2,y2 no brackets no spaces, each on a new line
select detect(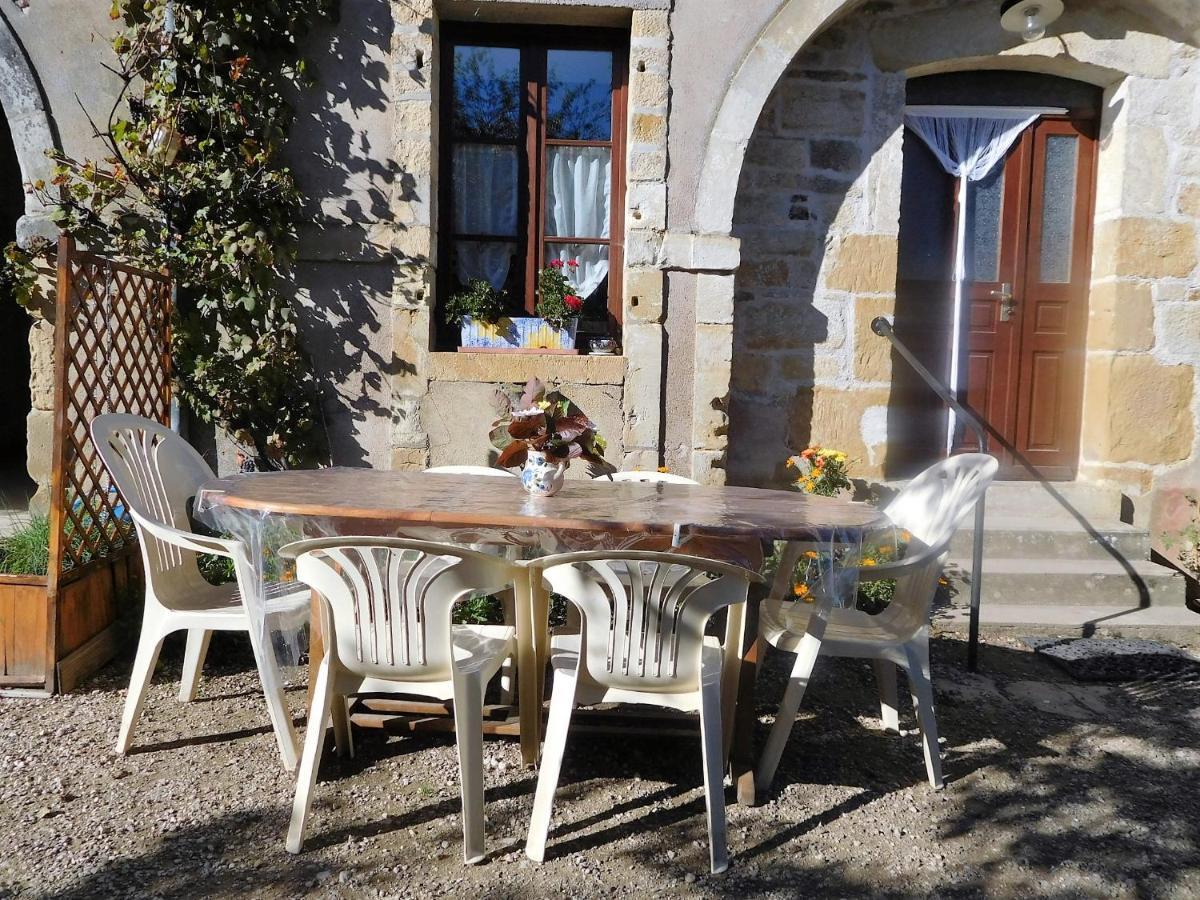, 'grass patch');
0,515,51,576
